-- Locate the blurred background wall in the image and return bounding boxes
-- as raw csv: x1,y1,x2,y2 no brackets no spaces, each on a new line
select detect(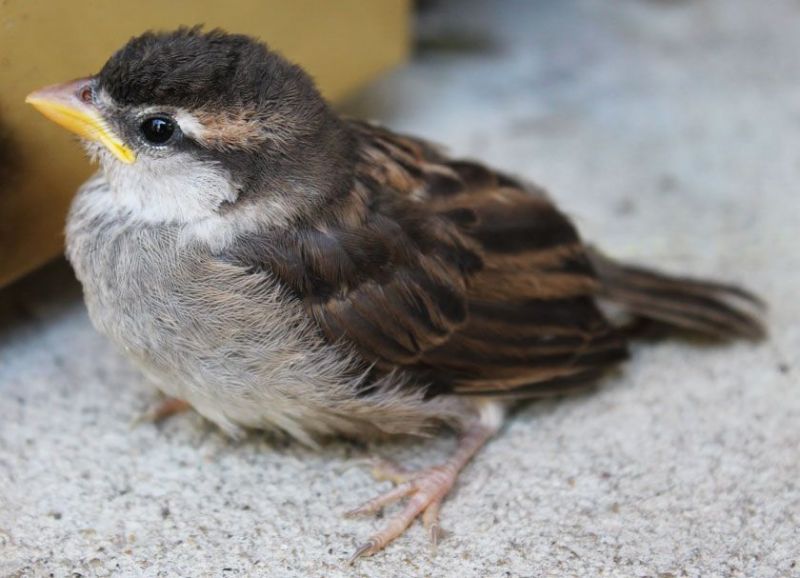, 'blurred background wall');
0,0,410,287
